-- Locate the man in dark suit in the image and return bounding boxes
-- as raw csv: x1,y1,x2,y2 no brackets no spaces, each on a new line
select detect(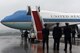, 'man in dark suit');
52,23,62,50
24,30,29,42
72,28,76,43
63,23,72,51
42,24,49,53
